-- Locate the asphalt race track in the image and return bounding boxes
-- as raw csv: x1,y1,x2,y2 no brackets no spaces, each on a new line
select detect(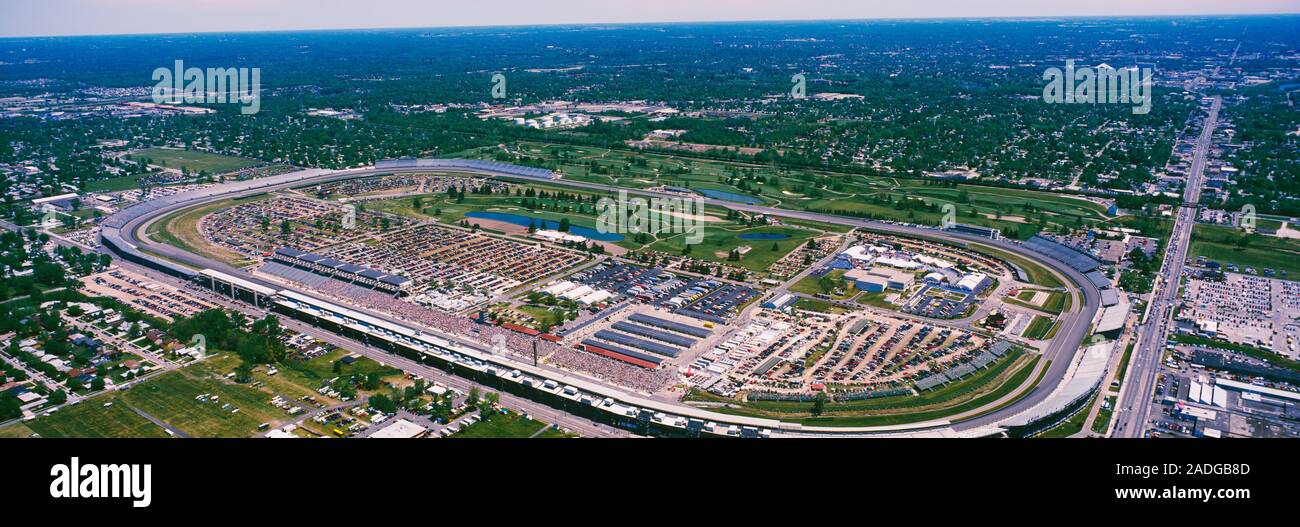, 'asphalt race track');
99,161,1101,436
